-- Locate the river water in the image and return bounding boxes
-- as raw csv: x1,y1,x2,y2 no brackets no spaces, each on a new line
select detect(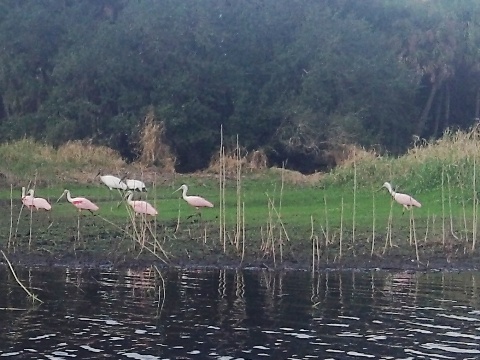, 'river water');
0,267,479,359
